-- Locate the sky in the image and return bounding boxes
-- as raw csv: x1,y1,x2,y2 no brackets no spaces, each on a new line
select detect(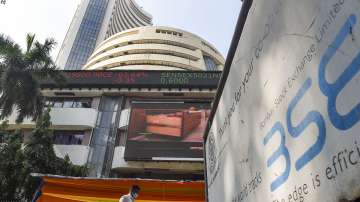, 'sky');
0,0,241,59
